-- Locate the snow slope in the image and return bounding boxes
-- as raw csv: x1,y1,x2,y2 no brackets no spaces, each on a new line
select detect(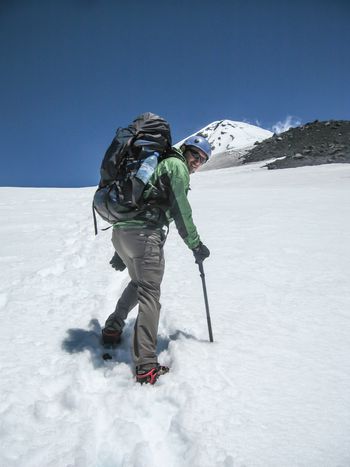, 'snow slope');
1,164,350,467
